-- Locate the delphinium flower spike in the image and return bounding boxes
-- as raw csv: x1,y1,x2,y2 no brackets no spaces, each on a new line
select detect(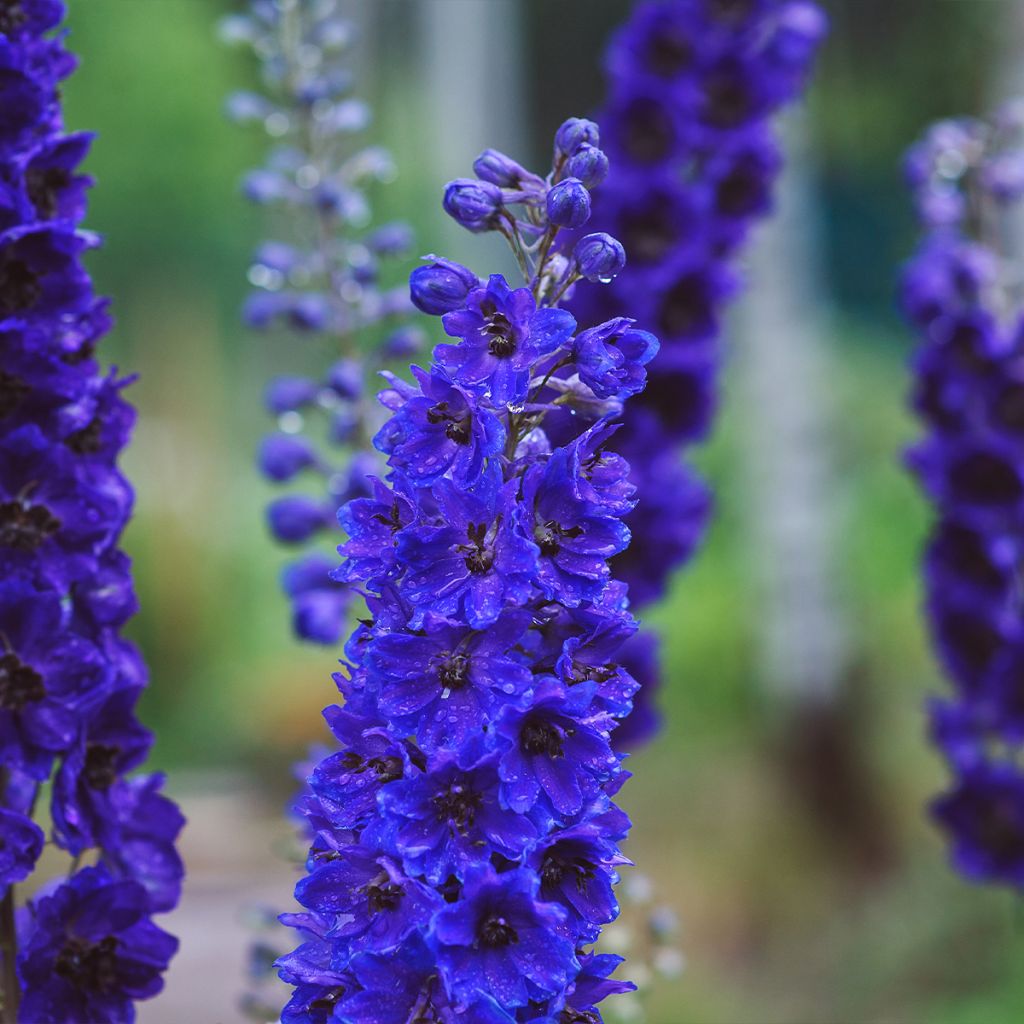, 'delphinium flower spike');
277,120,656,1022
903,104,1024,887
222,0,419,647
0,3,183,1020
568,0,827,746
